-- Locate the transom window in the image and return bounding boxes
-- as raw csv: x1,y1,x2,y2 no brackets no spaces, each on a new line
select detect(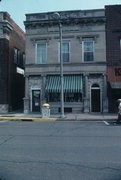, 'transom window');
82,39,94,62
36,43,47,64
